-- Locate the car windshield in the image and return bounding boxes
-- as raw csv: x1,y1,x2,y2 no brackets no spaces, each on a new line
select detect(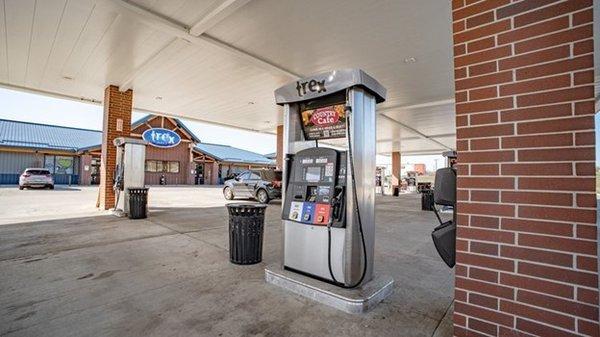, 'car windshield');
26,170,50,175
261,170,282,181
